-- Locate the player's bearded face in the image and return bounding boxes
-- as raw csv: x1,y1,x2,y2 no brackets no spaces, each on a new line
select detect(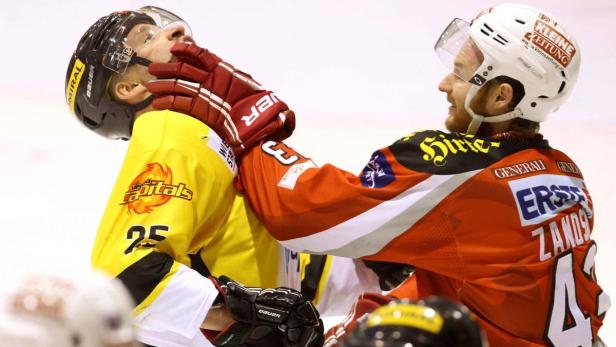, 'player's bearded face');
438,40,484,133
